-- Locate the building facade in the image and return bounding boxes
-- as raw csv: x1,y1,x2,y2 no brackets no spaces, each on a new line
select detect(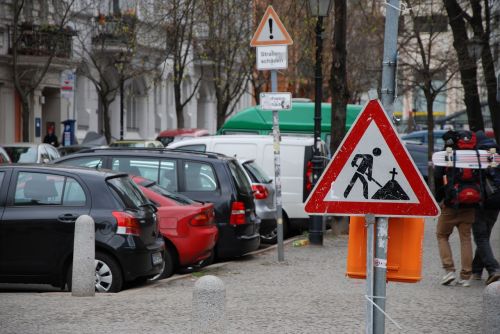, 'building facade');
0,0,252,145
